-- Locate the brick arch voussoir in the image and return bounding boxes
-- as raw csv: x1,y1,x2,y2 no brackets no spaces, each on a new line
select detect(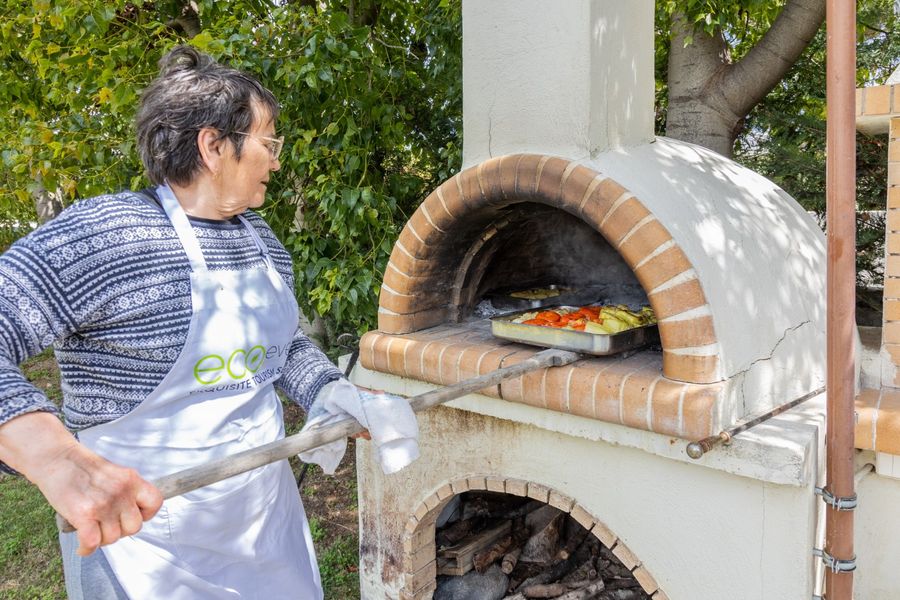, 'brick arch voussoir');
399,475,666,599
